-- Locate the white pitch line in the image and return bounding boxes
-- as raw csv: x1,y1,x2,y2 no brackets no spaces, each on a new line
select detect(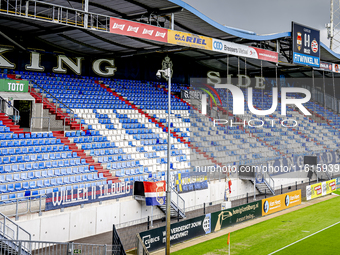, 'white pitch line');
268,220,340,255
